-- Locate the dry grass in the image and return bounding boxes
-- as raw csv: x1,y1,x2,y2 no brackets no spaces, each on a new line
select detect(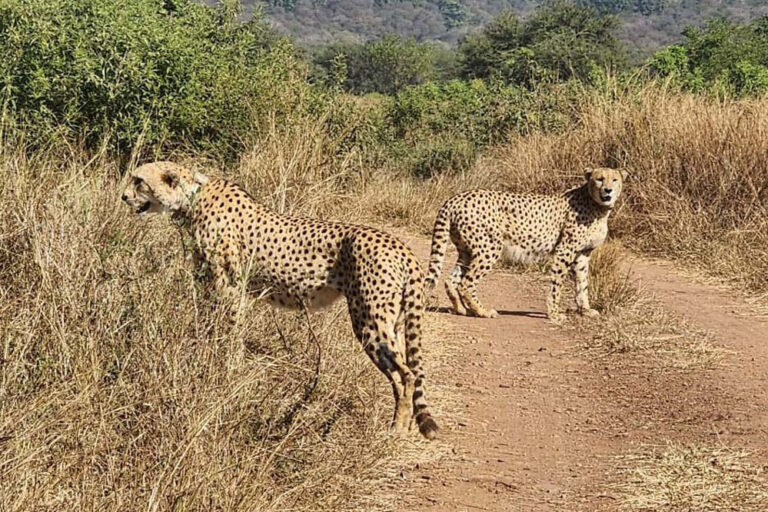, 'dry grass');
584,242,640,314
614,443,768,511
0,138,443,511
582,294,724,370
